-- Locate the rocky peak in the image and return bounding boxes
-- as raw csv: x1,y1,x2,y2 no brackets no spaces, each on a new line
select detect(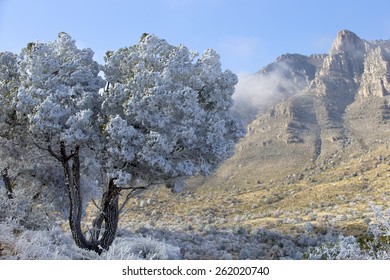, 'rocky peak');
330,29,365,54
311,30,366,99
